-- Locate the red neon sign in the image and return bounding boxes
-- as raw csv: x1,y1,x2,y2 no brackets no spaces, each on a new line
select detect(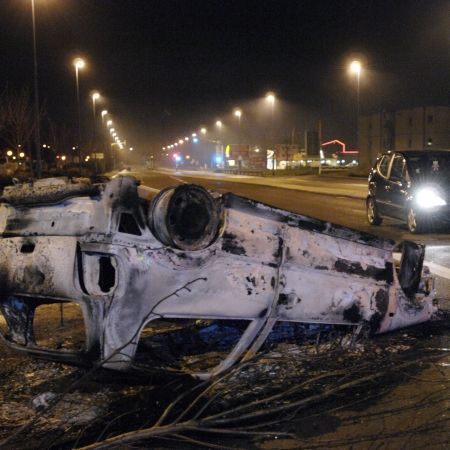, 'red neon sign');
322,139,359,154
